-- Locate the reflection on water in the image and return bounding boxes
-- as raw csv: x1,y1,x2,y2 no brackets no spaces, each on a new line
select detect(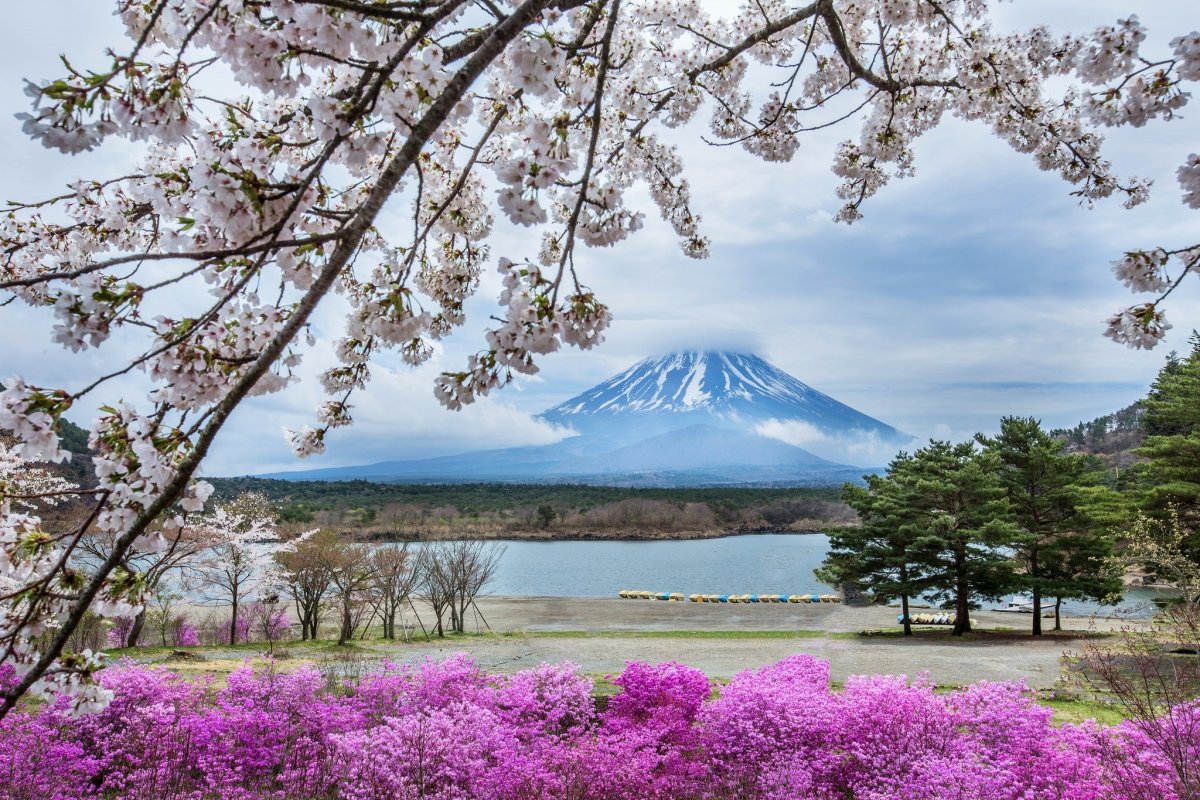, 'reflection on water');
485,533,1164,618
